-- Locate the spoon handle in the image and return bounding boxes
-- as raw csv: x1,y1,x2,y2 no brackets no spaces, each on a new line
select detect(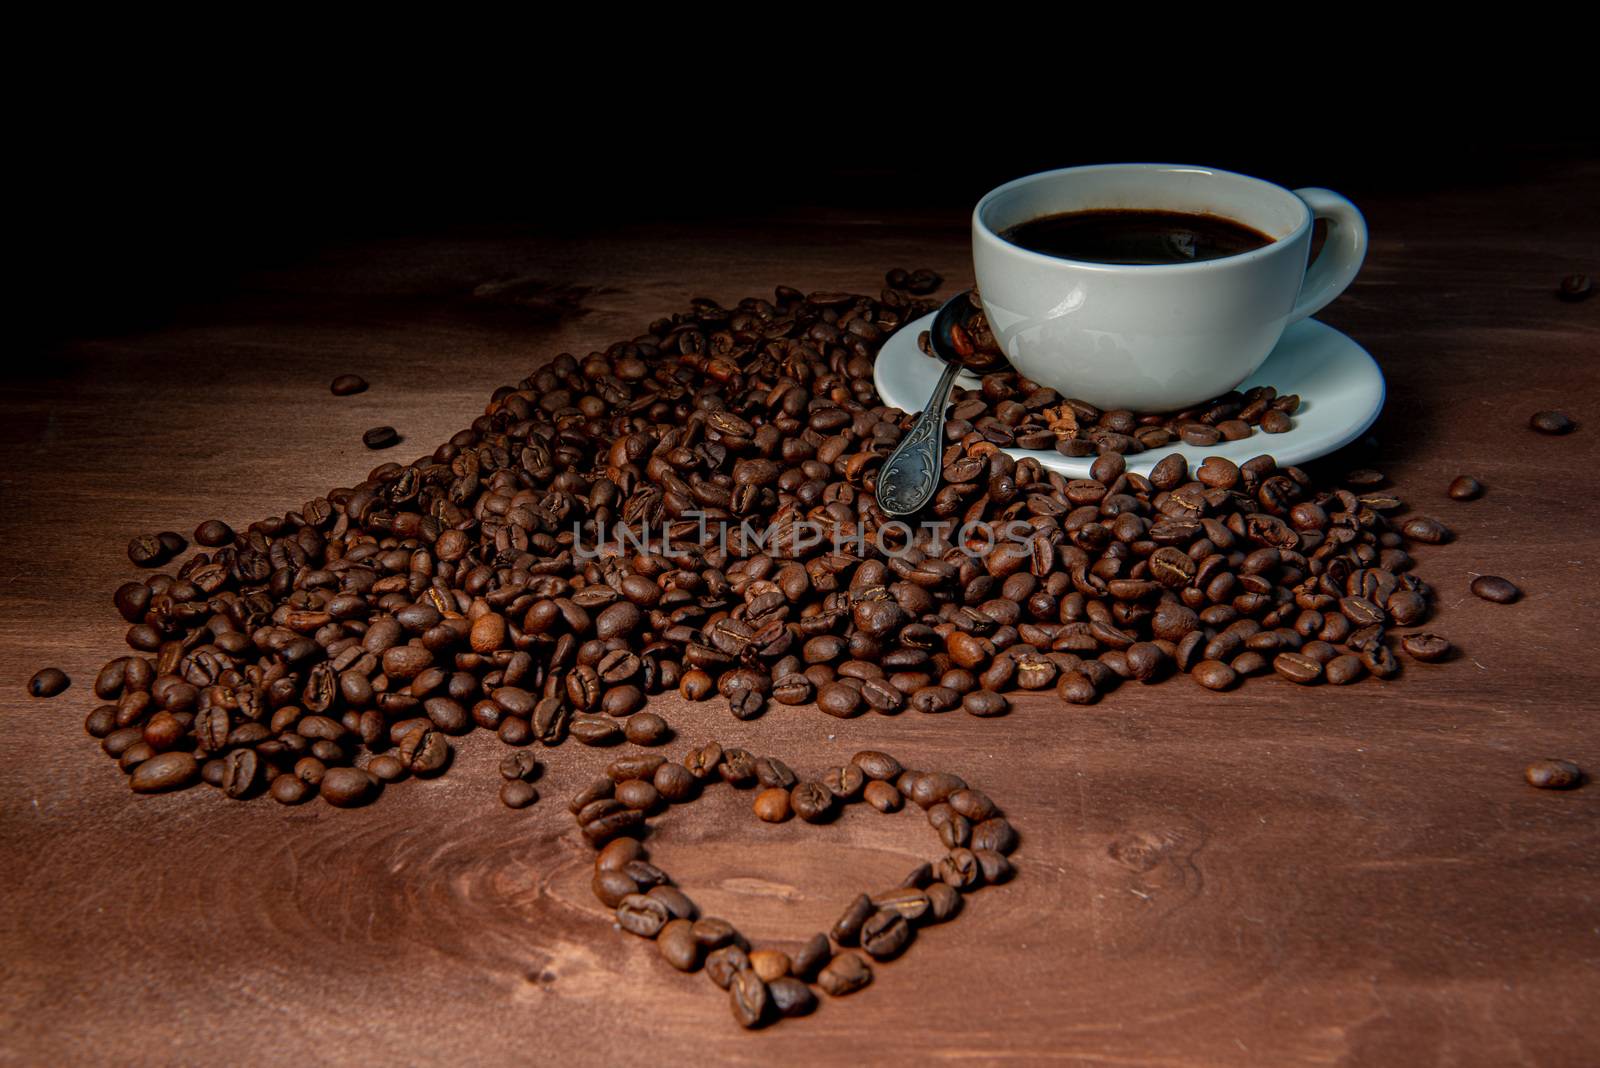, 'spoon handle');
875,358,963,517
